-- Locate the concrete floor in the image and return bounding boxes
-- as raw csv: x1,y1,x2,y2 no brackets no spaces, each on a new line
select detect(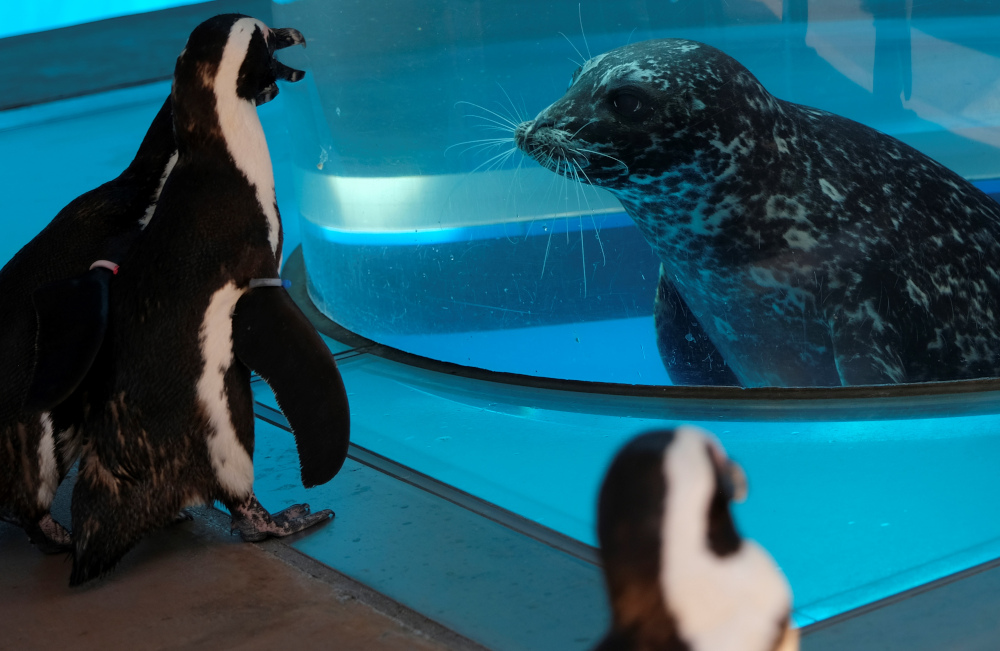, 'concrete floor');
0,507,455,651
